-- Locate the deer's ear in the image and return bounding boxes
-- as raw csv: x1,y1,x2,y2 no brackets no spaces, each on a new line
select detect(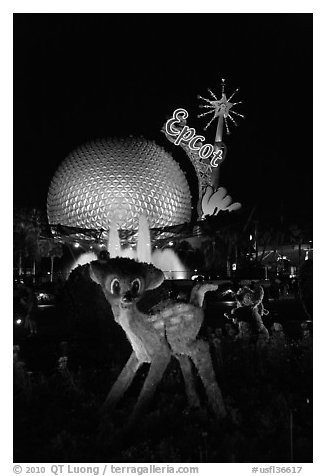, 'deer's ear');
89,261,104,286
143,263,165,290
